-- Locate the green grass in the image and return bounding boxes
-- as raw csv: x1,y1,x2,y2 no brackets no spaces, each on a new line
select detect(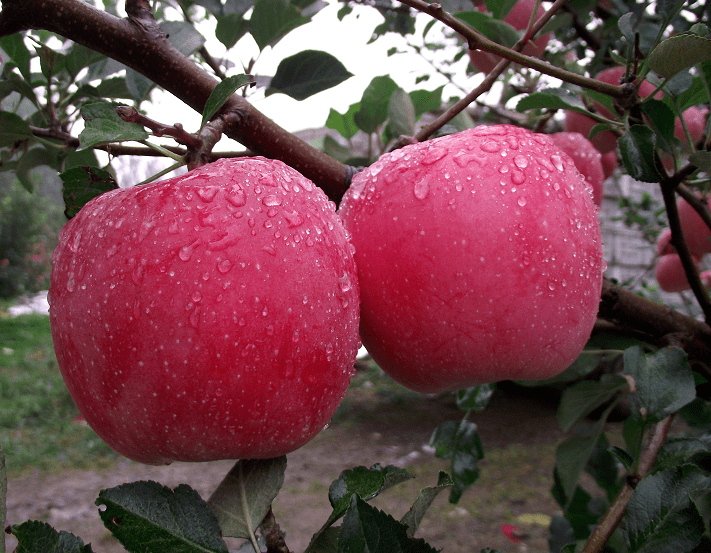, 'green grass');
0,311,117,476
